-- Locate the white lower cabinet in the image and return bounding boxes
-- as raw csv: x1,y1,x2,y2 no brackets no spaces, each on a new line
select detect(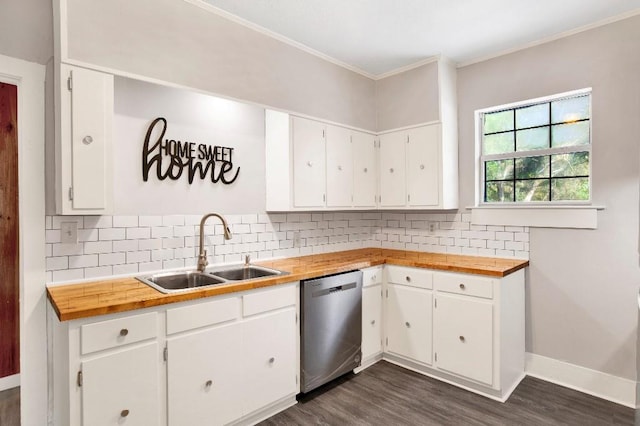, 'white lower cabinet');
243,309,297,414
82,343,160,426
362,285,382,361
380,266,525,401
361,266,383,364
51,282,299,426
433,294,493,385
167,322,244,426
385,284,432,365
